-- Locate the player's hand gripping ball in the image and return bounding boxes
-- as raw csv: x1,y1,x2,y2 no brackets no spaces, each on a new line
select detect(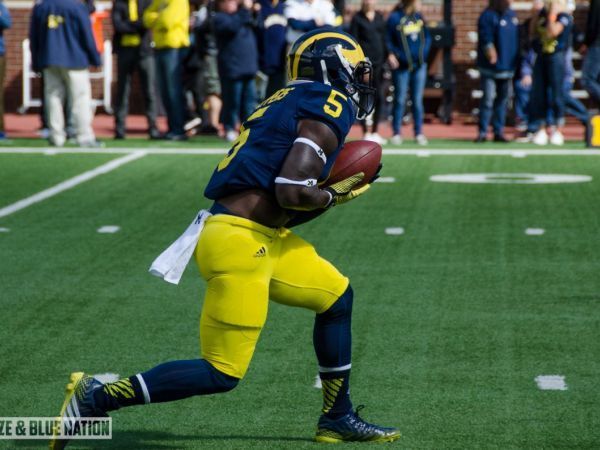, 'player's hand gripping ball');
323,140,383,188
